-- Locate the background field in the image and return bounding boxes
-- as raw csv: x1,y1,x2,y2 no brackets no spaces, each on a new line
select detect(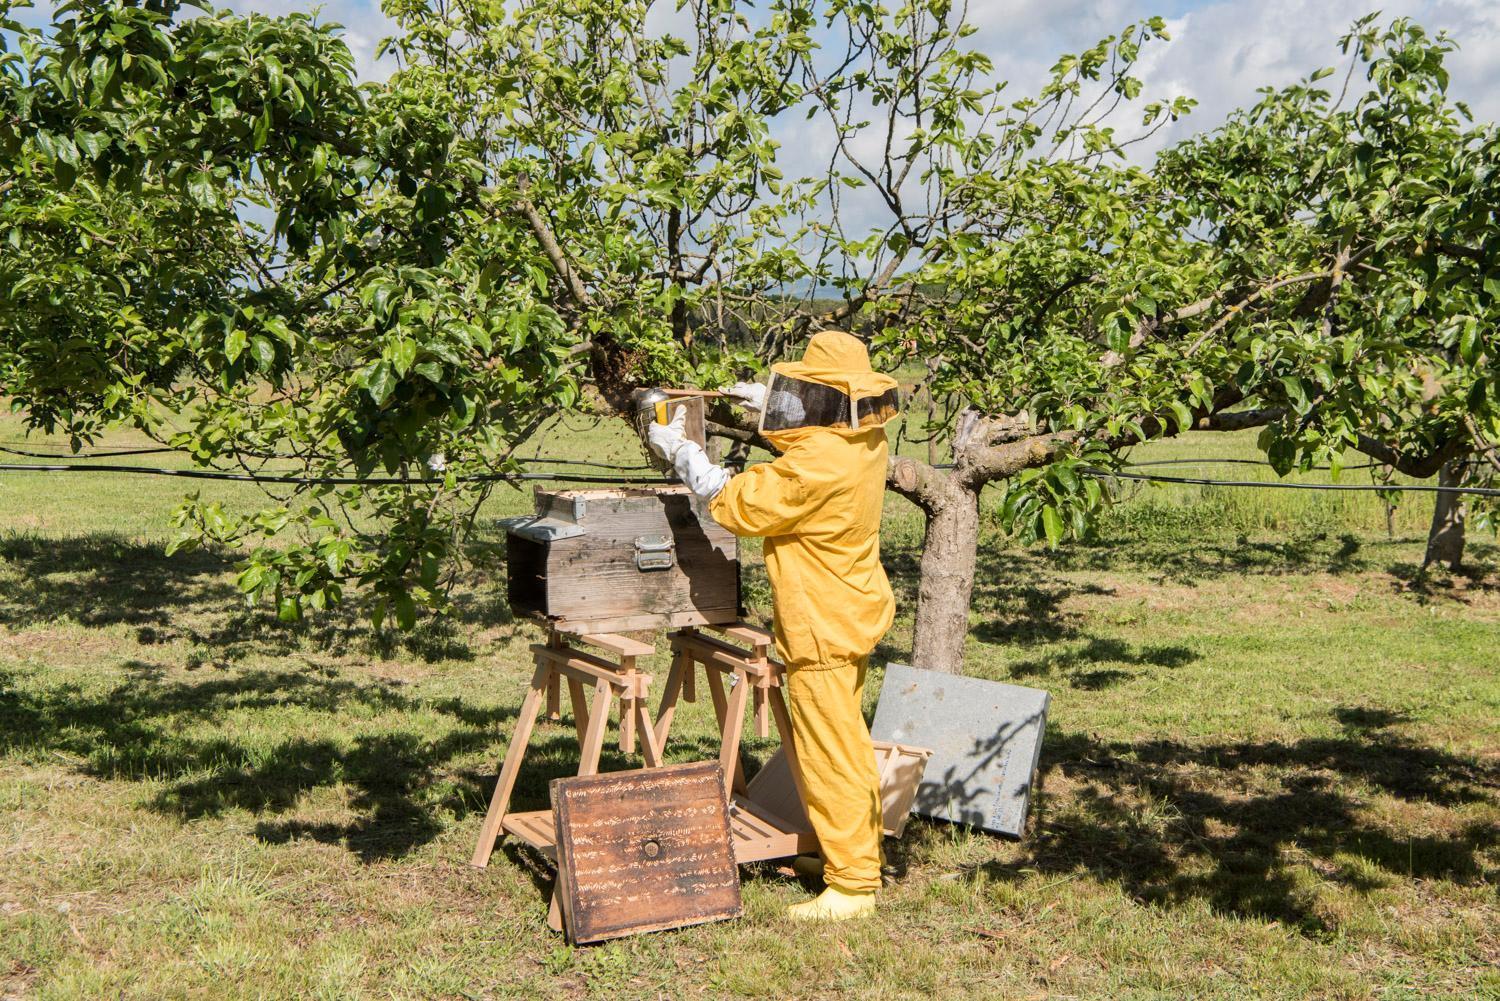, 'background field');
1,411,1496,999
